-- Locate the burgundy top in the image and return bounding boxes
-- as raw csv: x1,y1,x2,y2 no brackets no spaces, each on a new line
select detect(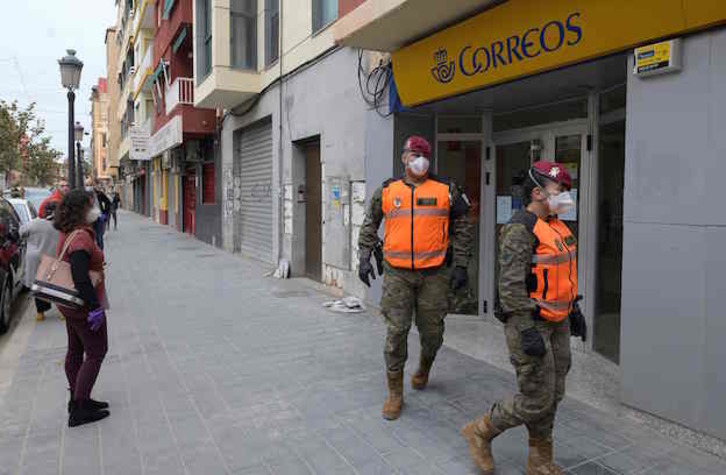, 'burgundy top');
57,227,107,319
